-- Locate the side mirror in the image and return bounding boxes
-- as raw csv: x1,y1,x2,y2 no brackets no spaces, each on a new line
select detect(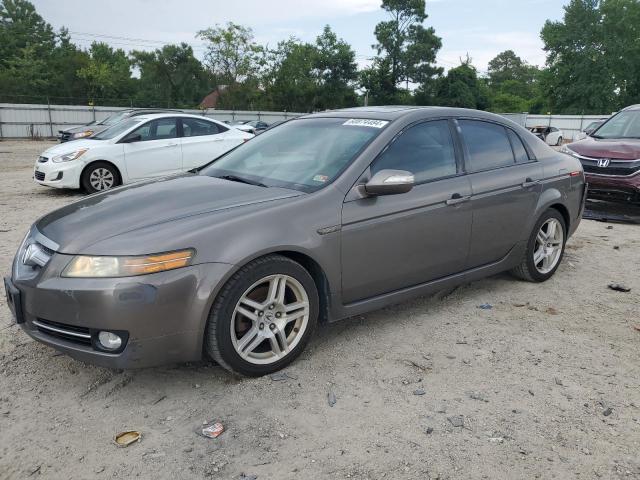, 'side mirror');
364,169,414,196
121,134,142,144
